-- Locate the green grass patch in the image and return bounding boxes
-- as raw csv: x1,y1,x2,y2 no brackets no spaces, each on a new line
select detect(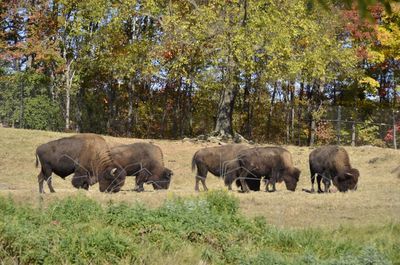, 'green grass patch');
0,191,398,264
